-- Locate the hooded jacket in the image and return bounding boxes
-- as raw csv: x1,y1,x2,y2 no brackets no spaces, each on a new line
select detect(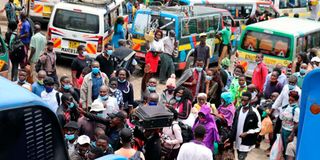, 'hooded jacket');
193,105,220,150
